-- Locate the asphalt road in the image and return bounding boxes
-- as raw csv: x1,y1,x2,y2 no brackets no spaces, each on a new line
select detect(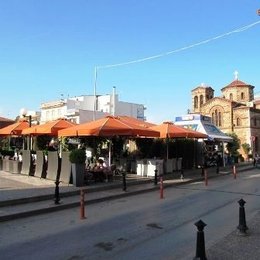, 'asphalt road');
0,168,259,260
